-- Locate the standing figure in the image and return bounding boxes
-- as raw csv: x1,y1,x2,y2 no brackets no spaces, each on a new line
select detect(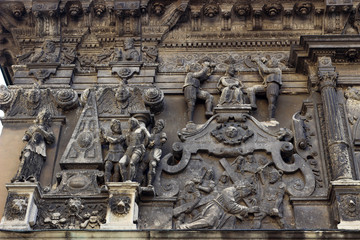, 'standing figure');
217,66,244,106
253,167,286,229
147,119,167,187
119,118,151,182
12,109,55,182
247,57,282,120
183,61,215,122
101,119,126,182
